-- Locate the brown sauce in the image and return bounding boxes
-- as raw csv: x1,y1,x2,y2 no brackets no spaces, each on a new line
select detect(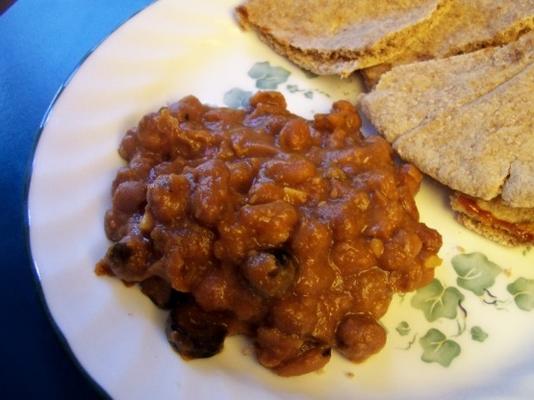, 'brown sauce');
96,91,442,376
